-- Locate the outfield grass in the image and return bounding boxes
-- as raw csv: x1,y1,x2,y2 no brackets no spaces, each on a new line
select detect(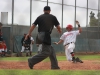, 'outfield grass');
0,54,100,61
0,54,100,75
